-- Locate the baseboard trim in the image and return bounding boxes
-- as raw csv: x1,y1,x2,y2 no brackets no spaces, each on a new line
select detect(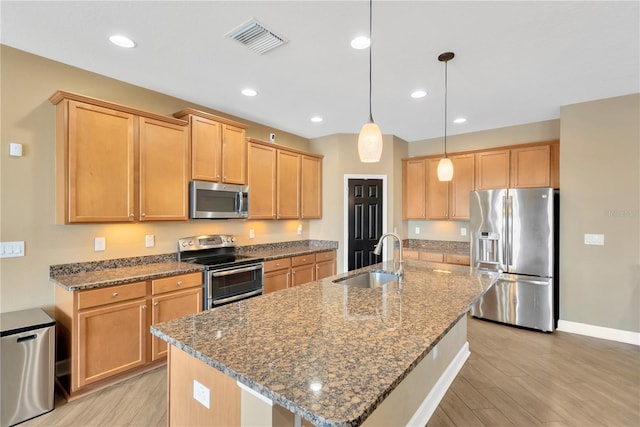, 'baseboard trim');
406,341,470,427
558,320,640,346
